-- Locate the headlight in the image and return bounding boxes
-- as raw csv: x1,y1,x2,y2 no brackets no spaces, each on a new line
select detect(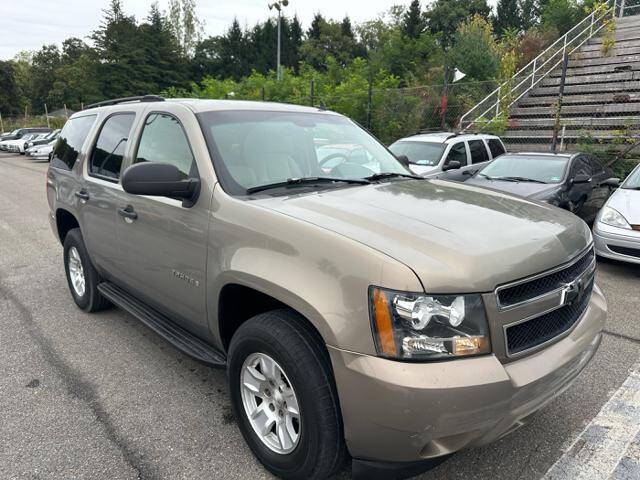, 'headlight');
369,287,491,360
598,206,630,229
